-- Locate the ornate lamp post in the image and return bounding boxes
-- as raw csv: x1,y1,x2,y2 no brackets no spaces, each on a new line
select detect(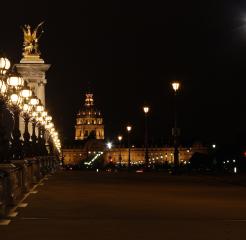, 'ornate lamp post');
7,71,24,160
20,86,33,157
29,97,39,156
48,127,55,156
44,115,53,154
40,110,48,155
126,125,132,170
0,57,10,162
36,103,46,155
143,106,150,170
118,135,122,168
171,81,180,168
